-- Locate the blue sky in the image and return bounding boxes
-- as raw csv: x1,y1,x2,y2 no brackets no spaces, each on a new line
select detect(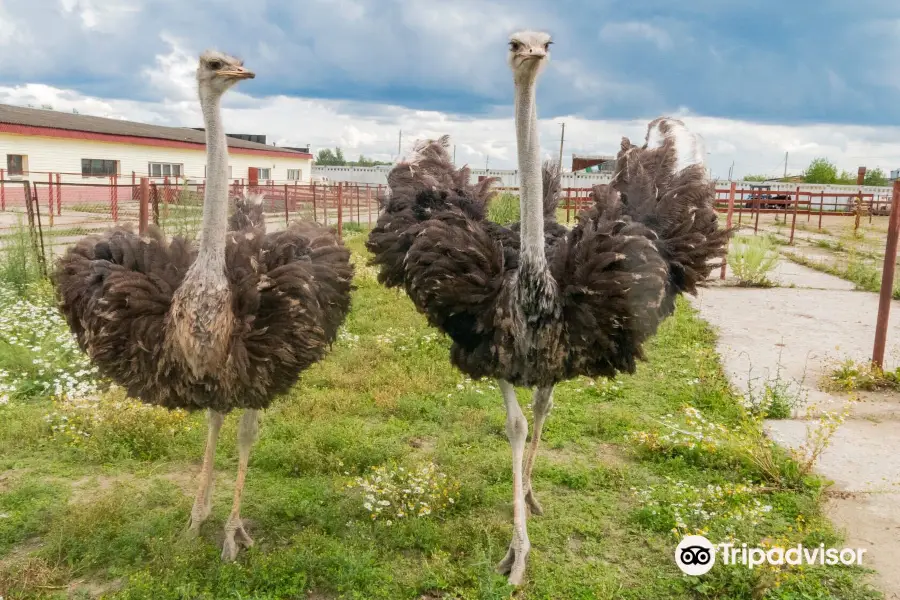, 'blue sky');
1,0,900,176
